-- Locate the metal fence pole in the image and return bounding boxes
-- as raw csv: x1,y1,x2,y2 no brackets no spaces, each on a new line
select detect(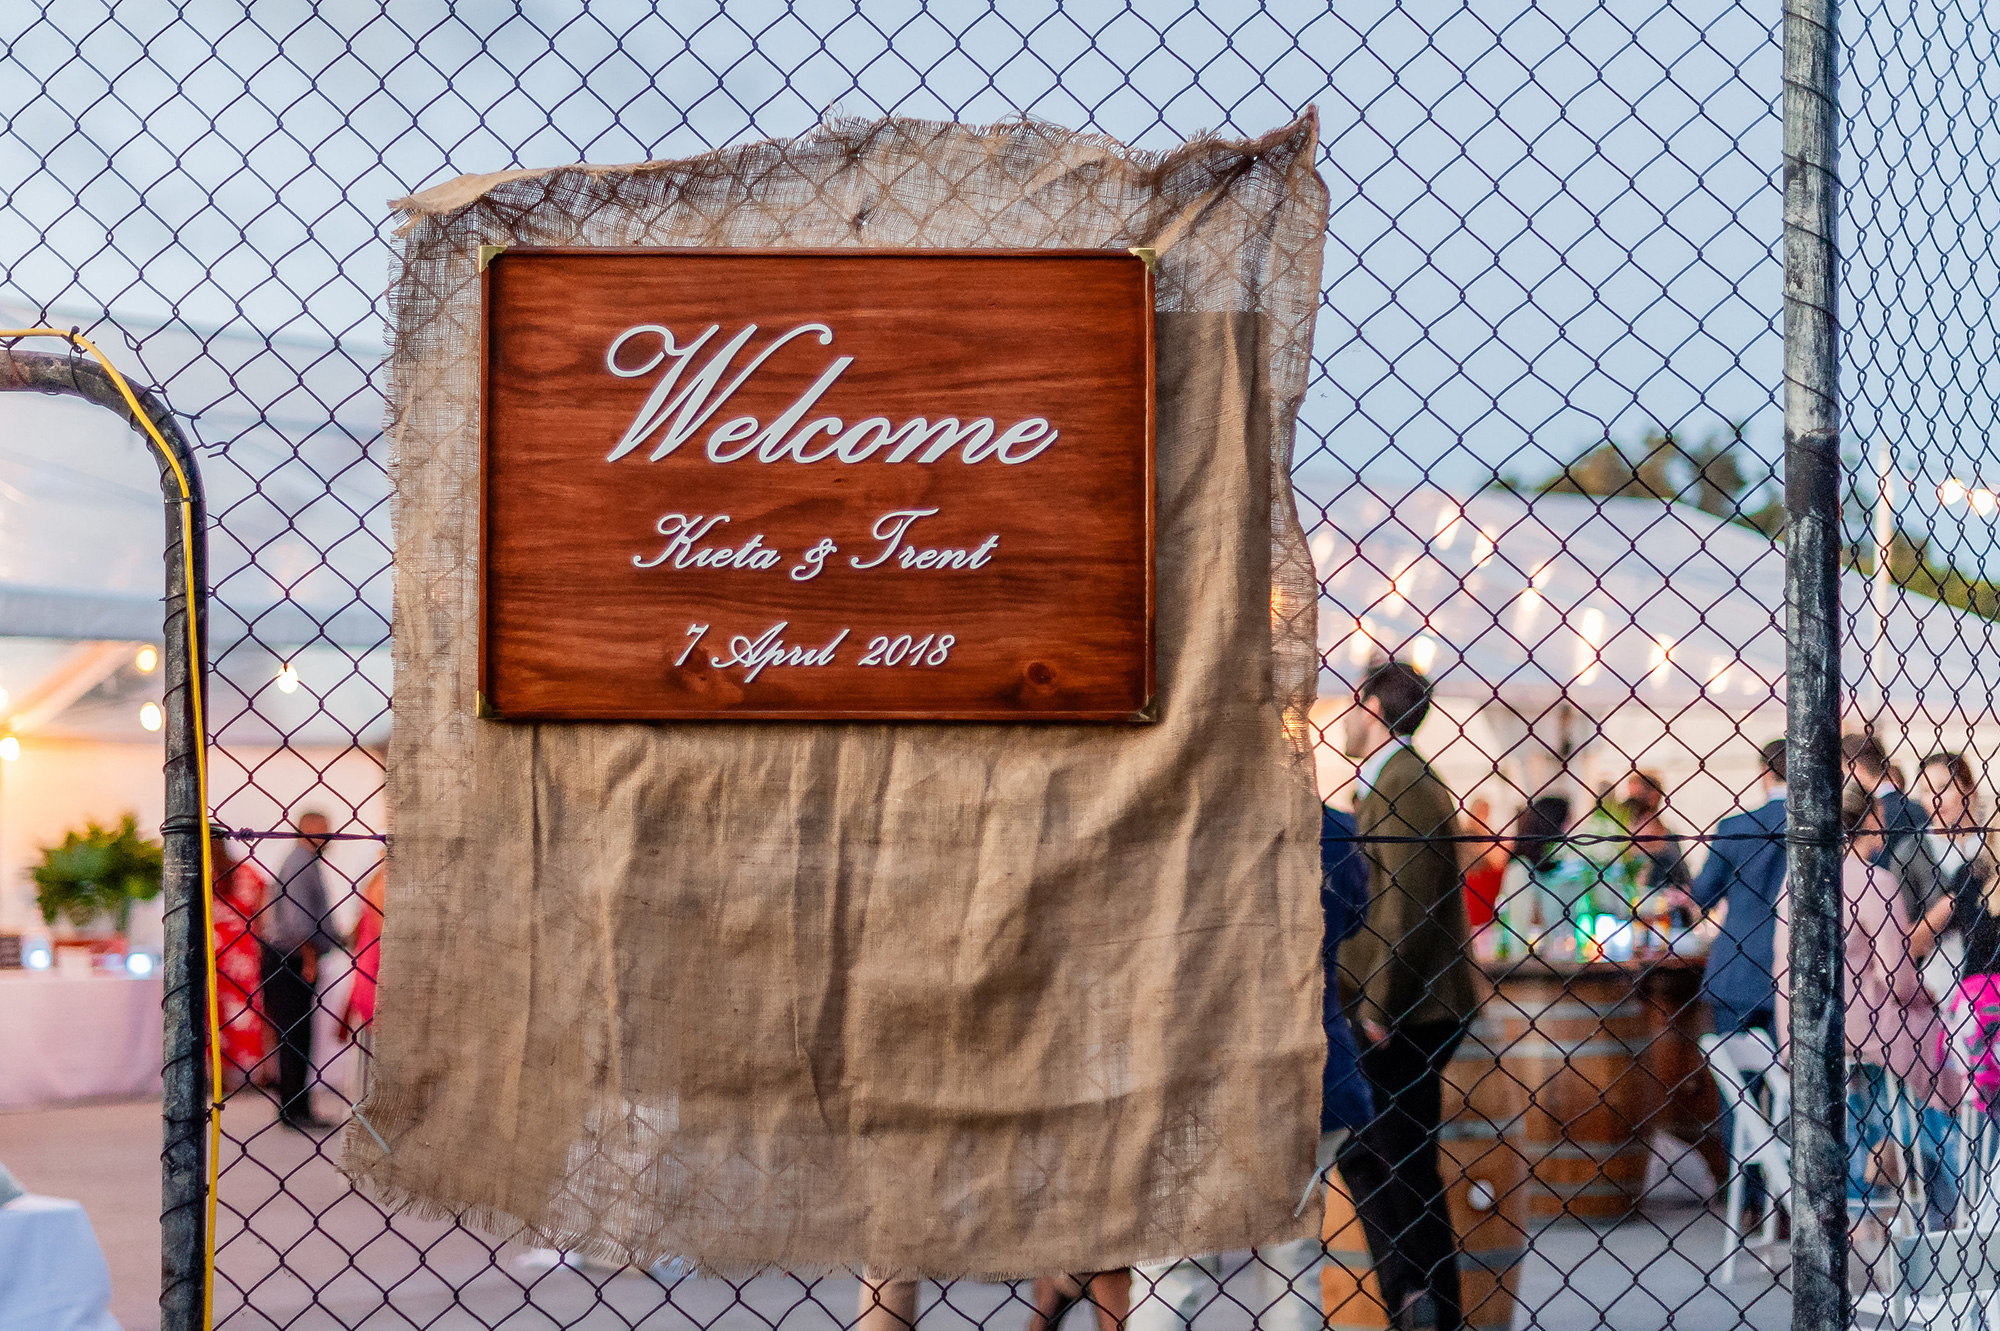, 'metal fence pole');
1782,0,1848,1326
0,348,211,1331
152,400,210,1331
